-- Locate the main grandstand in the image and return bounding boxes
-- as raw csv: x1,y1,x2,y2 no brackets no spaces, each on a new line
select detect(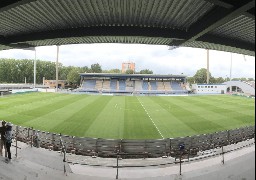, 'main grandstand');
77,73,189,95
